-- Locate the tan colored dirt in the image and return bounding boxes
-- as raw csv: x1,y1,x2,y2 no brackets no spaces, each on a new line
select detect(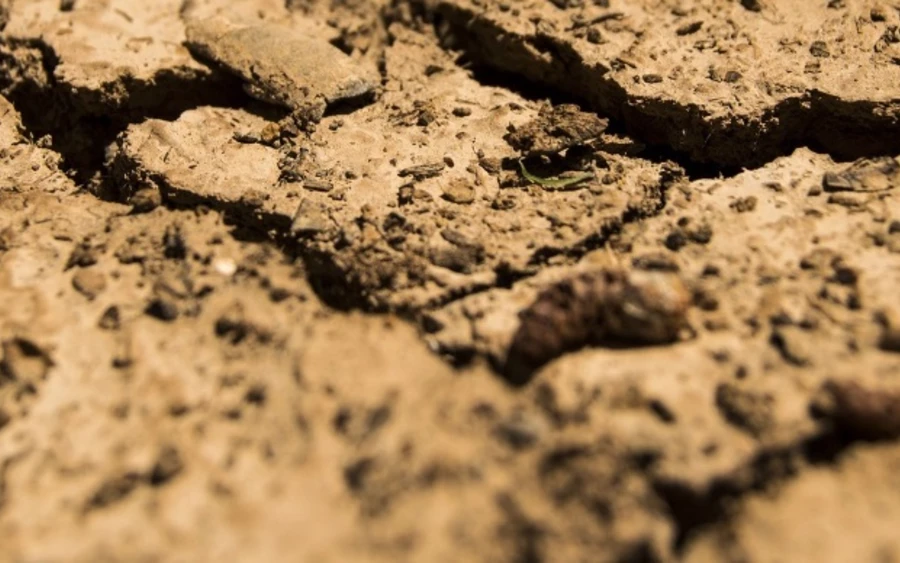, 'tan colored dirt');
2,1,900,562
